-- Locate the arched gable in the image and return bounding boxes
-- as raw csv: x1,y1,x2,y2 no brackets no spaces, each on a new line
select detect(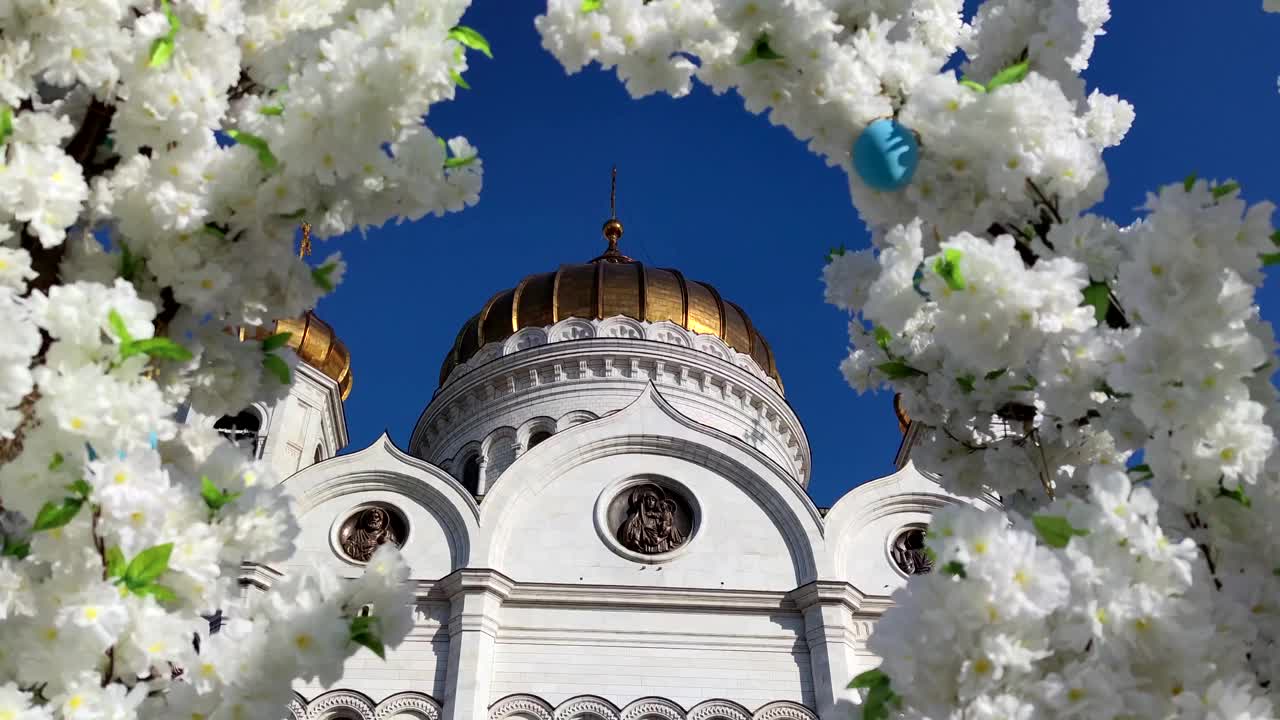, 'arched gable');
474,384,824,587
281,432,480,578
